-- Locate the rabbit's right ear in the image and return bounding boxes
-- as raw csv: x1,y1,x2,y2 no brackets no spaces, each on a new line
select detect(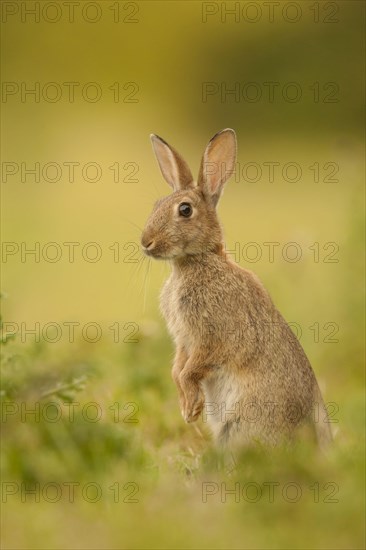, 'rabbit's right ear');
198,129,237,206
150,134,194,192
